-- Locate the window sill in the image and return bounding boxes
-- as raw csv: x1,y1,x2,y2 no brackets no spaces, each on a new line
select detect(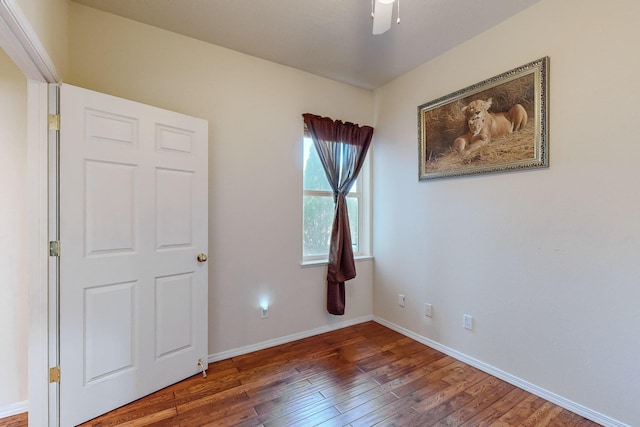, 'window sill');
300,255,374,268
